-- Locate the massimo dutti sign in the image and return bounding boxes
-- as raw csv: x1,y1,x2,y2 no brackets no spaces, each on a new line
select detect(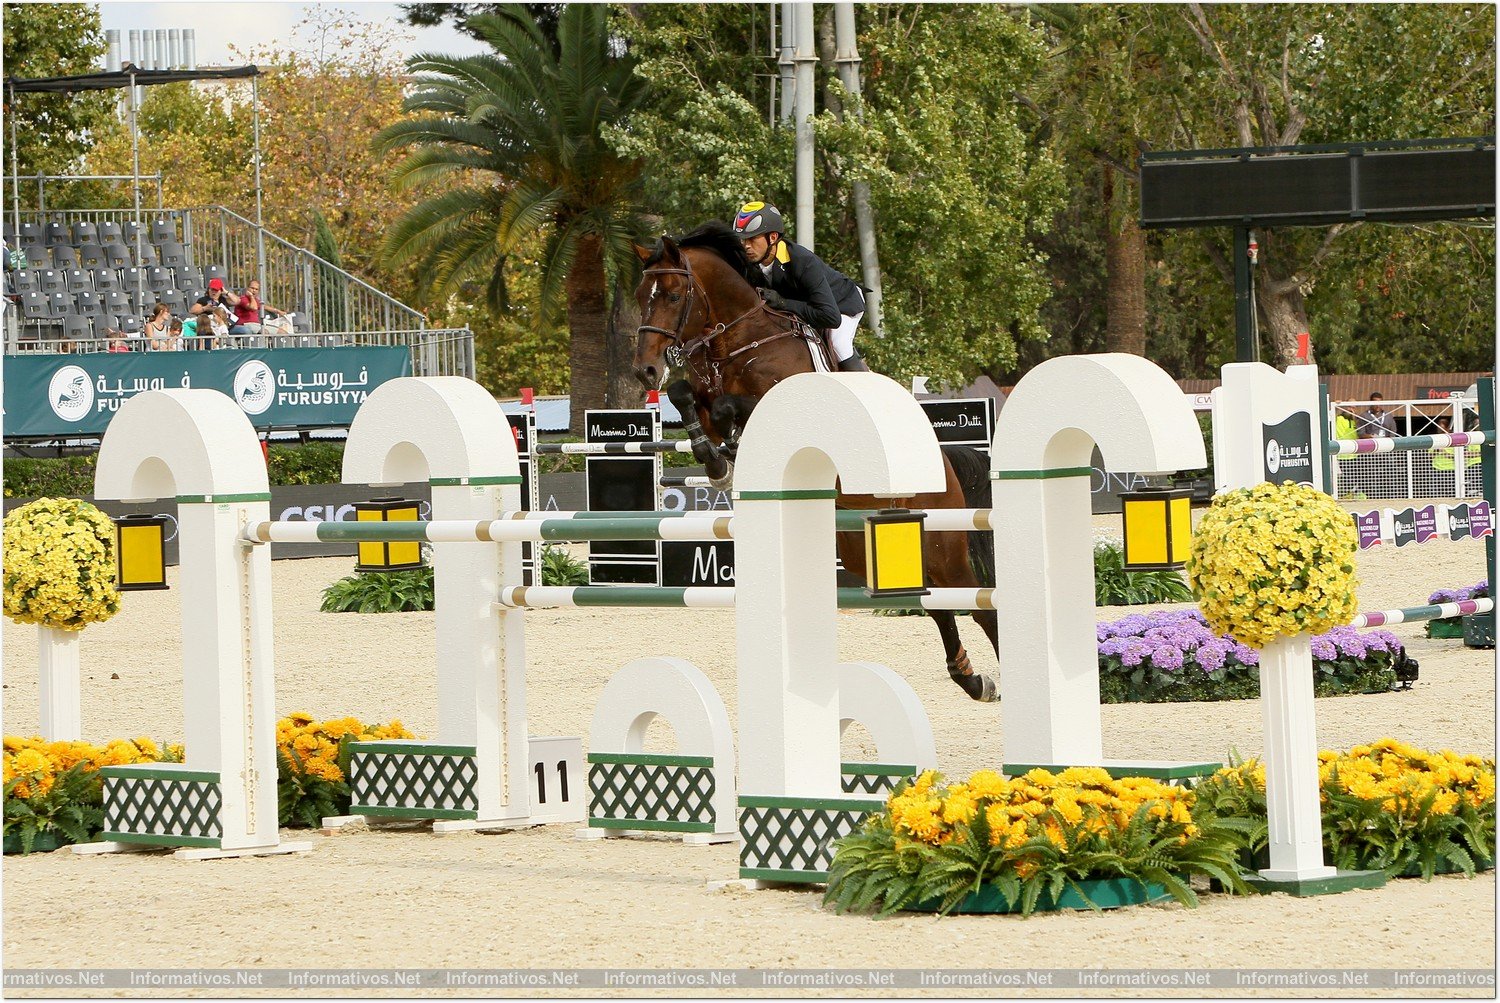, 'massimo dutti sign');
5,347,412,438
